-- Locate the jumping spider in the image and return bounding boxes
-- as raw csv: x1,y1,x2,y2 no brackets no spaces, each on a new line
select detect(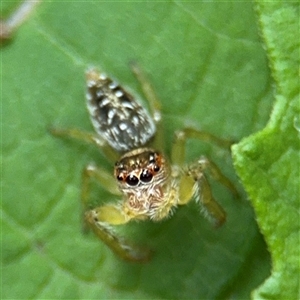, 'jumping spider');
51,64,238,262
